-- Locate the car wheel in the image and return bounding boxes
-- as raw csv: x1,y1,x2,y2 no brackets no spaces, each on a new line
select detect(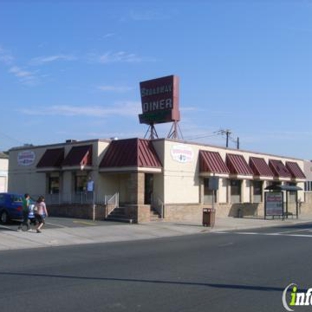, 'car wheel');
0,211,9,224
